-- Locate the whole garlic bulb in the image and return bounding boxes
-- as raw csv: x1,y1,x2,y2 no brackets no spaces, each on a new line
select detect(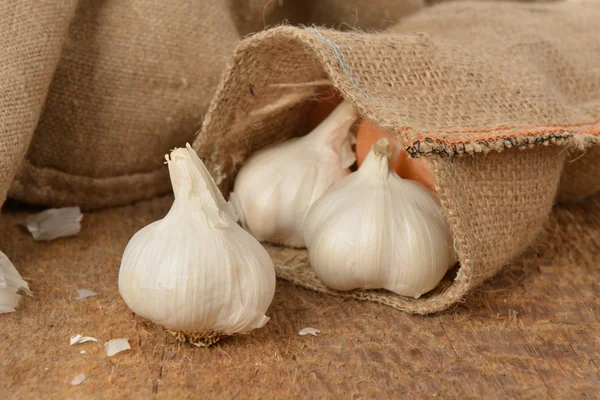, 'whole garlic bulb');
230,100,357,248
303,139,456,299
118,144,276,346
